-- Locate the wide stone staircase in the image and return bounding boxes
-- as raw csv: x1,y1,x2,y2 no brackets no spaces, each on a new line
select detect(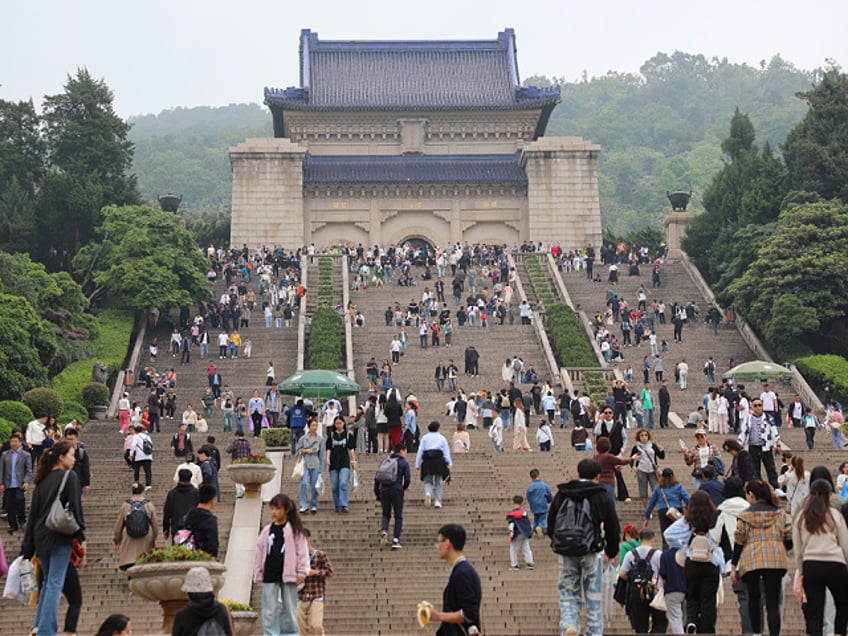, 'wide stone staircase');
2,254,827,635
552,254,794,418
